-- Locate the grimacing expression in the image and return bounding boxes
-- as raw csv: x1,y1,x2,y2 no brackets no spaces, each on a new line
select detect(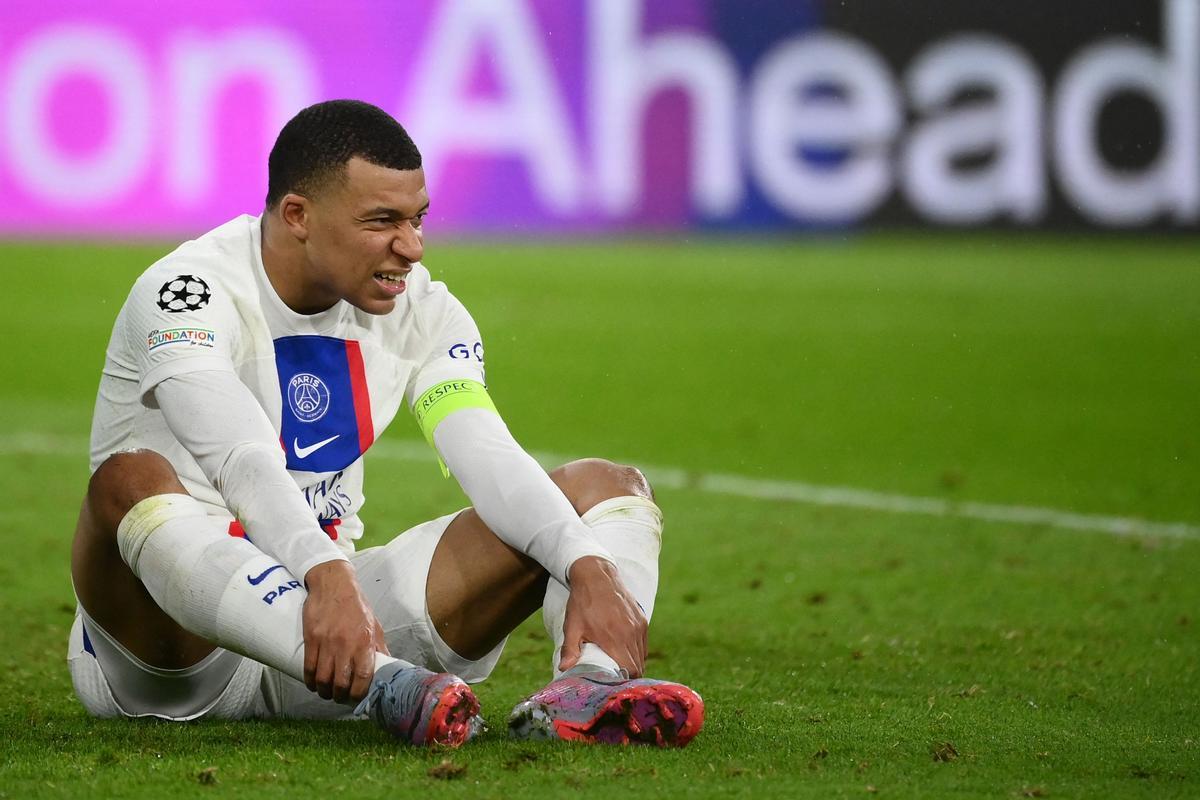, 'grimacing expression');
301,157,429,315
